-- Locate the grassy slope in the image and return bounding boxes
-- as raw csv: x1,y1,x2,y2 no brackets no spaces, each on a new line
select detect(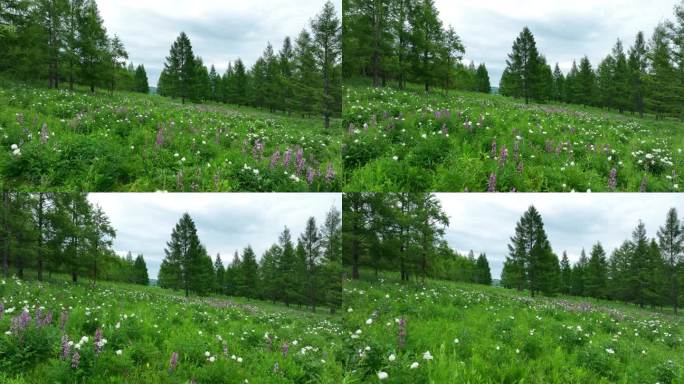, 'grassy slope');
0,276,344,383
342,83,684,192
342,270,684,383
0,80,342,192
